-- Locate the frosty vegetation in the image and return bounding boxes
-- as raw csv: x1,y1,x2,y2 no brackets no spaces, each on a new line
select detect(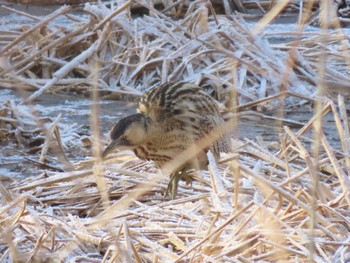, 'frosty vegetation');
0,0,350,262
